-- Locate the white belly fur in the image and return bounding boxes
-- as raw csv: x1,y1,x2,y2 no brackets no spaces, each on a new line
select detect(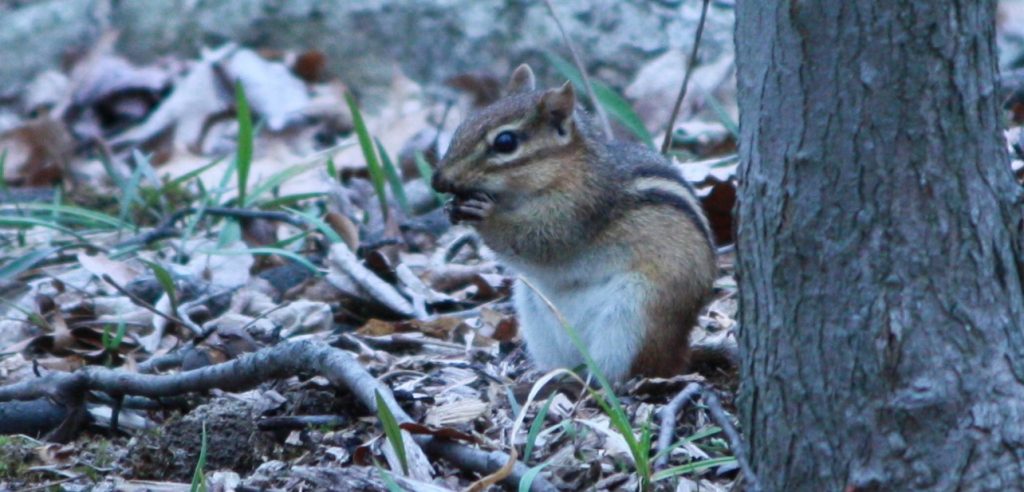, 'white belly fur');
503,250,648,382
